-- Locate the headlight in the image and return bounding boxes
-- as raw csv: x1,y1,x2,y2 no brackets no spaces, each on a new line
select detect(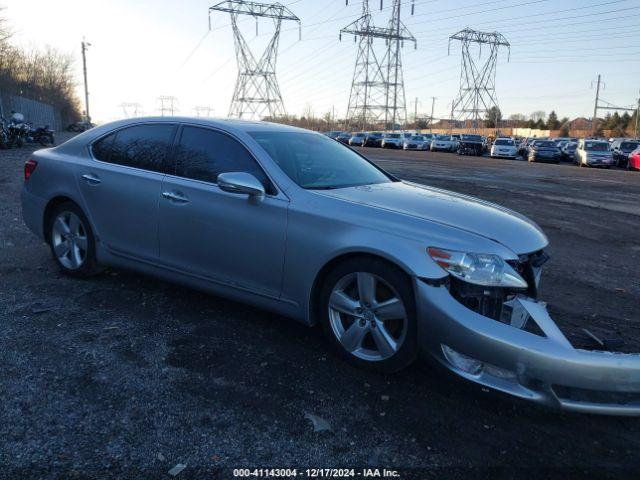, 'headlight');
428,247,528,289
